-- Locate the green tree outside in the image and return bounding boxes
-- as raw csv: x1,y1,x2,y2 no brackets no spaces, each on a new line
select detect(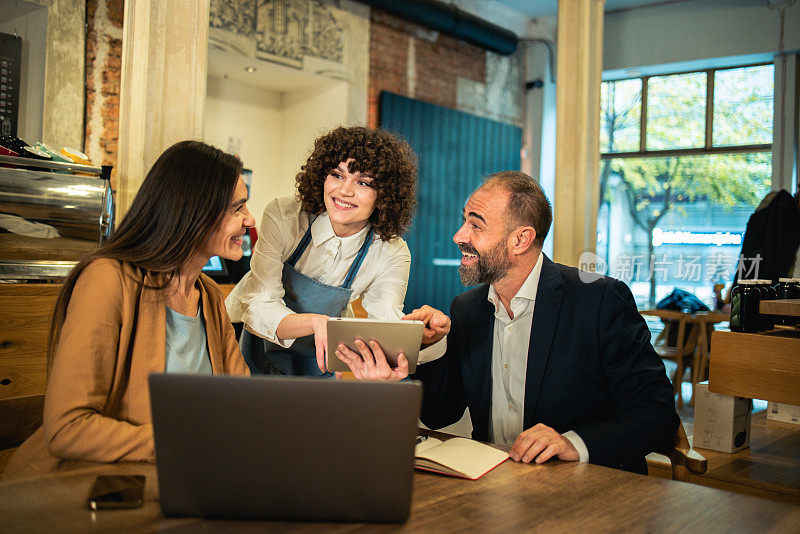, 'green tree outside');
599,65,773,306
